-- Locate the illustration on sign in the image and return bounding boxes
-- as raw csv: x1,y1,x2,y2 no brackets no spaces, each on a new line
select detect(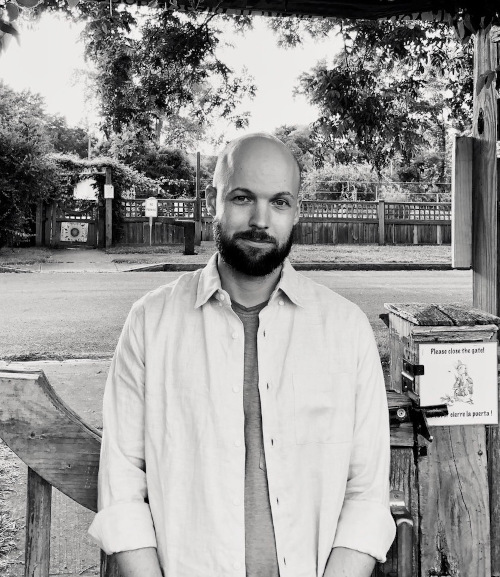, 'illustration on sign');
419,342,498,426
60,222,89,243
